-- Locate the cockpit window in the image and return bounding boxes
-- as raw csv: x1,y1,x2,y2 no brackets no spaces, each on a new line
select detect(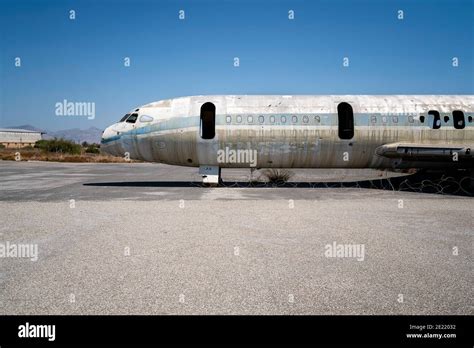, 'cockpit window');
119,113,130,122
126,113,138,124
